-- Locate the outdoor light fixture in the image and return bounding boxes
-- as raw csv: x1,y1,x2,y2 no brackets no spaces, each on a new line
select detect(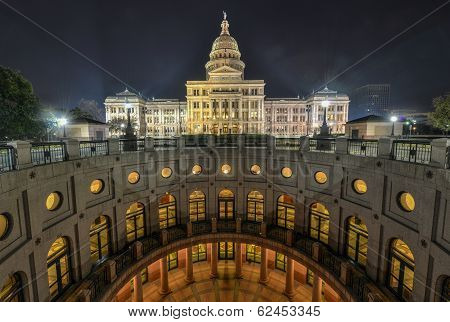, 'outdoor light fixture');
321,100,330,108
58,118,68,138
390,116,398,136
